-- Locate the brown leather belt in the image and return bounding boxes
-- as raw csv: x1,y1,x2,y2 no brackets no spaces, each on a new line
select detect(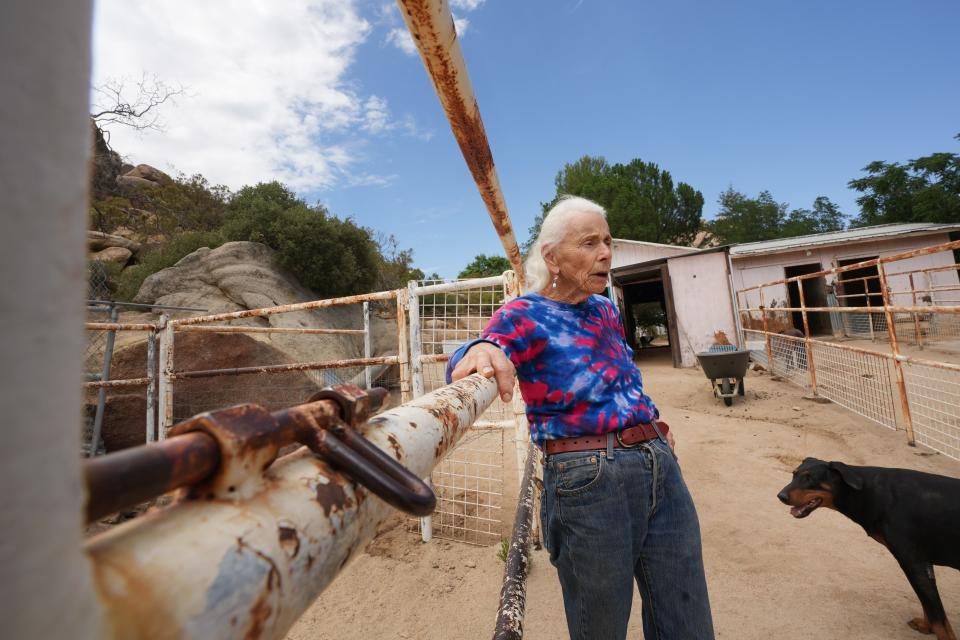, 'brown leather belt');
543,421,669,457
